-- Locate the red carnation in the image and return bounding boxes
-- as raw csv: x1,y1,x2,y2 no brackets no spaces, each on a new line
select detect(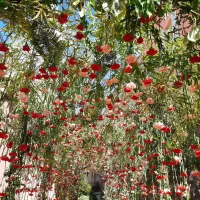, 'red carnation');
62,69,69,75
195,150,200,158
77,24,84,31
123,34,134,42
174,81,182,88
161,126,171,133
146,48,158,56
39,68,46,74
90,63,102,72
0,132,8,139
75,32,84,40
142,78,152,86
81,67,88,72
96,46,103,52
56,13,68,24
140,15,153,23
190,144,198,150
18,144,29,152
20,87,30,94
124,65,132,73
62,81,70,87
40,130,47,136
137,37,143,44
110,63,120,70
67,57,77,65
0,193,7,197
190,56,200,63
6,141,13,149
89,73,97,79
22,45,30,52
0,43,9,52
48,66,58,72
50,73,58,79
0,63,7,70
172,148,183,154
